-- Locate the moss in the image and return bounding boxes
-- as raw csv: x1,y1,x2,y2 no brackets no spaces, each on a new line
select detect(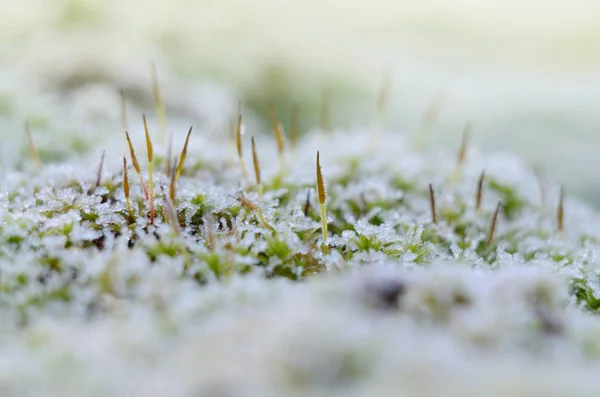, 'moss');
200,252,233,279
6,234,25,247
2,125,600,325
146,240,183,262
16,273,29,286
572,278,600,312
191,193,206,206
40,256,64,273
265,236,293,261
354,234,384,252
81,210,99,223
487,178,527,219
295,227,320,242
